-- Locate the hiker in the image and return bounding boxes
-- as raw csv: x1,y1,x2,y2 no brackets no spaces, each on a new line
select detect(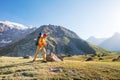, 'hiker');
33,33,48,62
